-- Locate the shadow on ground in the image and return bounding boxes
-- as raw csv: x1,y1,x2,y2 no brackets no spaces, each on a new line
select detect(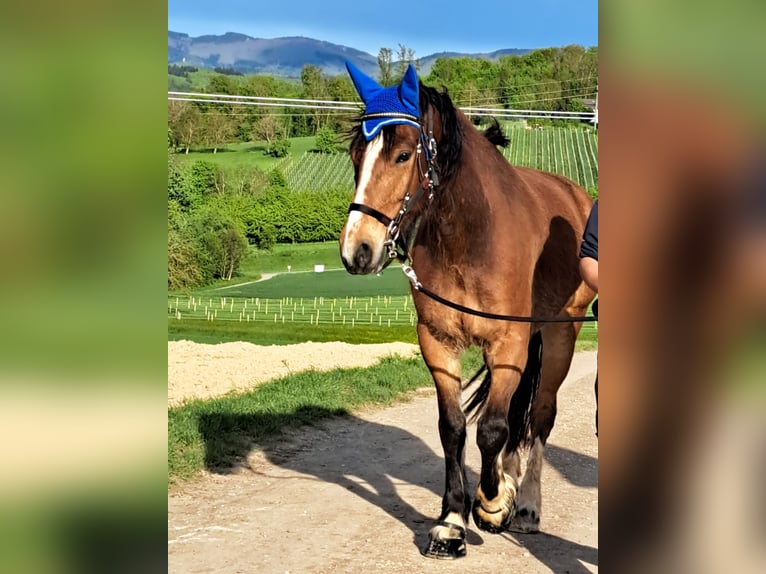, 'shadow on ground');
504,531,598,573
199,407,484,554
198,406,596,562
544,443,598,488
